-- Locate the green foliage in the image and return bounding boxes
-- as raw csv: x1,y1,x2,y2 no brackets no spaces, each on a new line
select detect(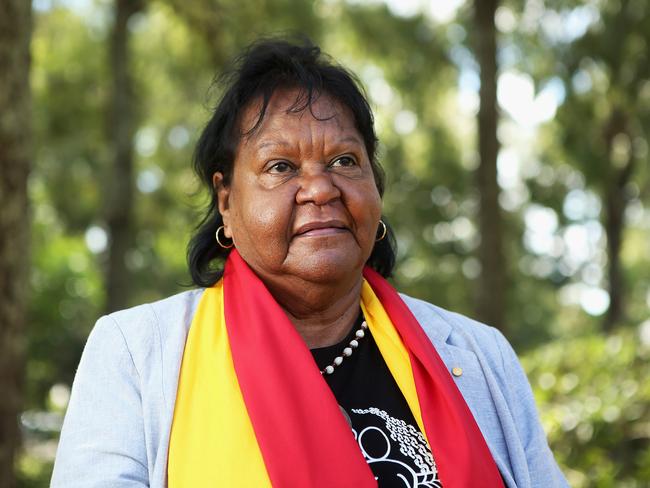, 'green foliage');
523,325,650,486
17,458,54,488
31,5,109,232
